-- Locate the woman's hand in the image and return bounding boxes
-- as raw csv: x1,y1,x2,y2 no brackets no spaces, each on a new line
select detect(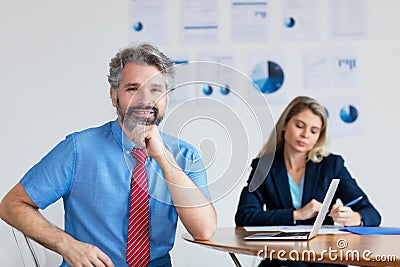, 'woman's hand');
293,199,322,221
329,204,362,226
